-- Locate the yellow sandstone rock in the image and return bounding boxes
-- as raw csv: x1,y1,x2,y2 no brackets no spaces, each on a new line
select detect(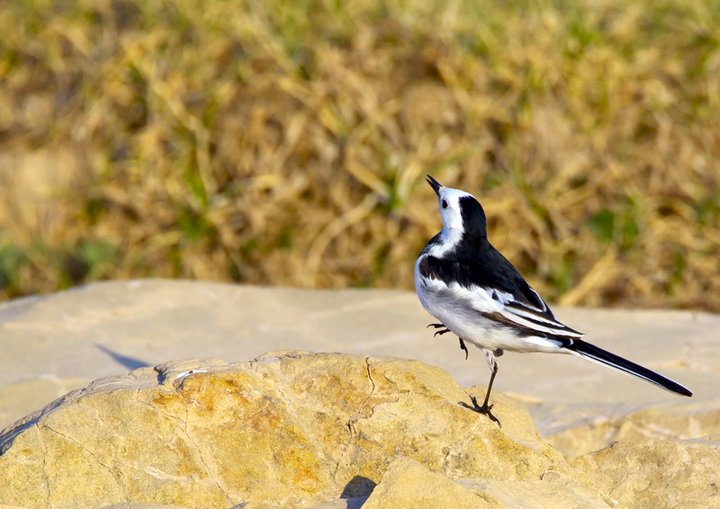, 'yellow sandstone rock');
548,400,720,457
574,438,720,508
361,457,500,509
0,351,716,509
